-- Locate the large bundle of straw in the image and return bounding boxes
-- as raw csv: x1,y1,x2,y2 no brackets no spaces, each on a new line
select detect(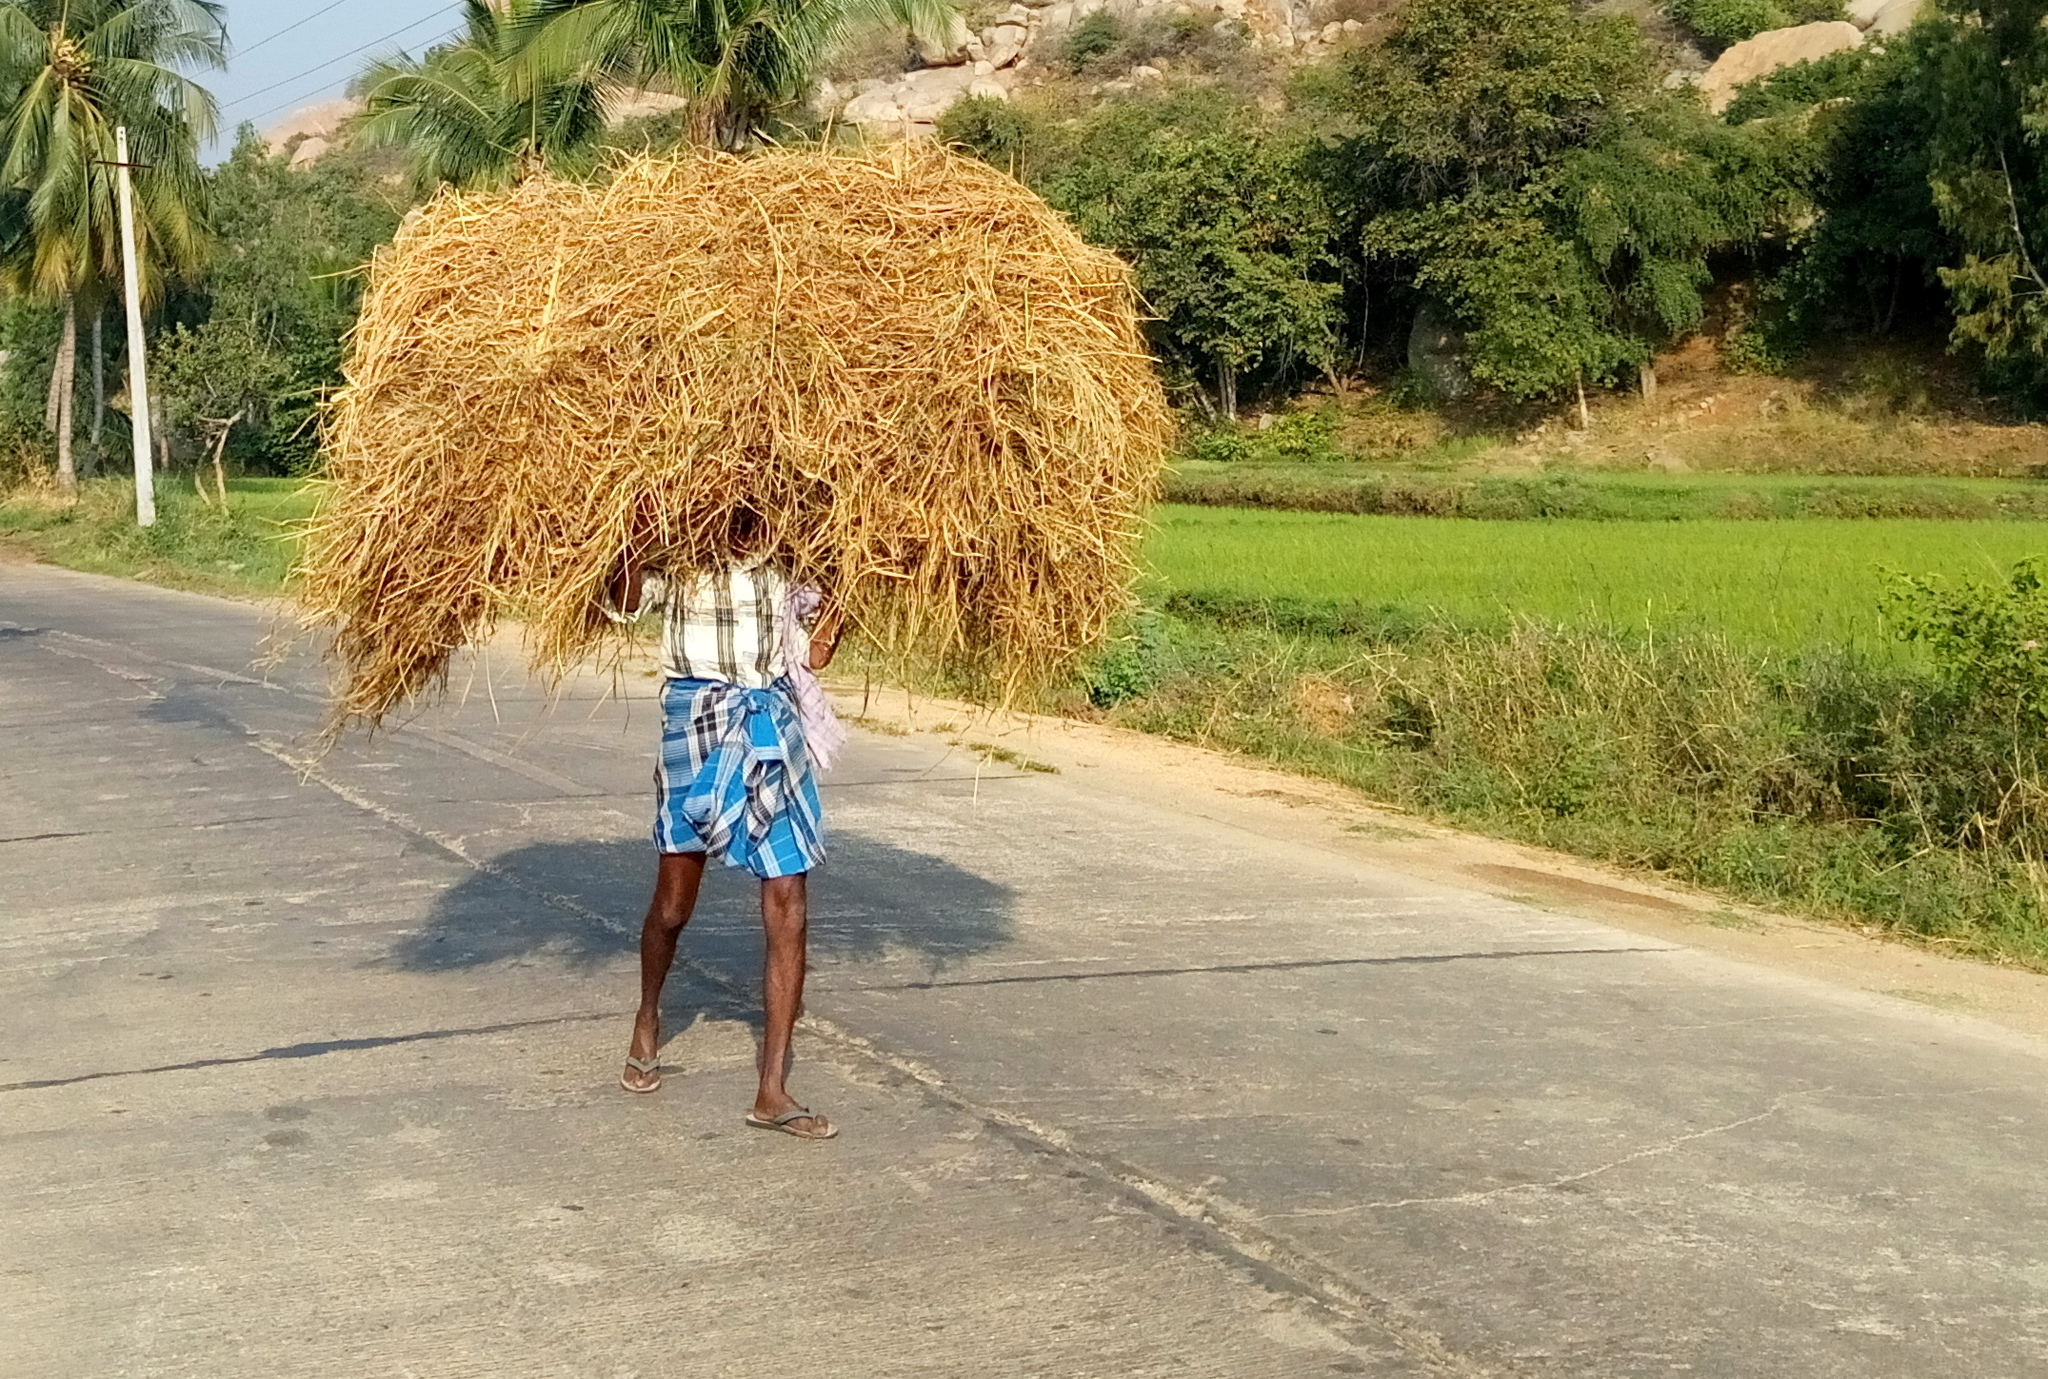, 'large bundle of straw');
298,145,1170,728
